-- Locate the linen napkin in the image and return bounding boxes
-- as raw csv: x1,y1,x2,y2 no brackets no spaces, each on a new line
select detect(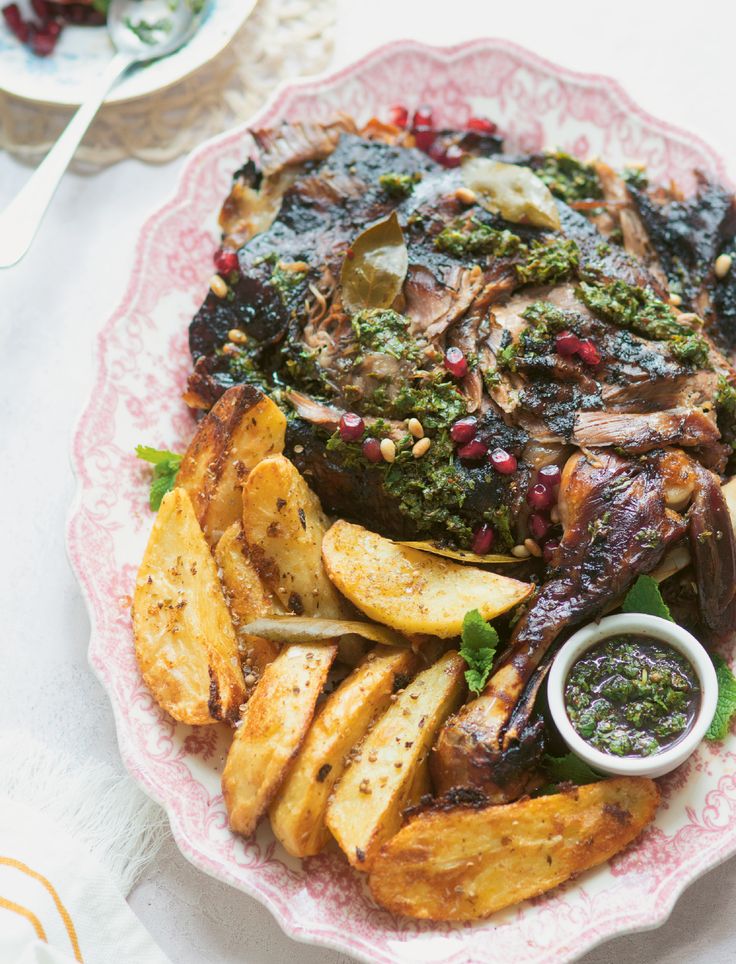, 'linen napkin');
0,731,171,964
